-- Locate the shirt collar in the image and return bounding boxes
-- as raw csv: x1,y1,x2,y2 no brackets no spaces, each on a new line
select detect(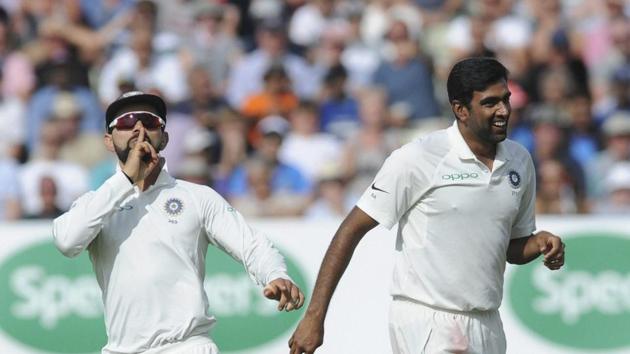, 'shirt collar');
447,120,512,163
